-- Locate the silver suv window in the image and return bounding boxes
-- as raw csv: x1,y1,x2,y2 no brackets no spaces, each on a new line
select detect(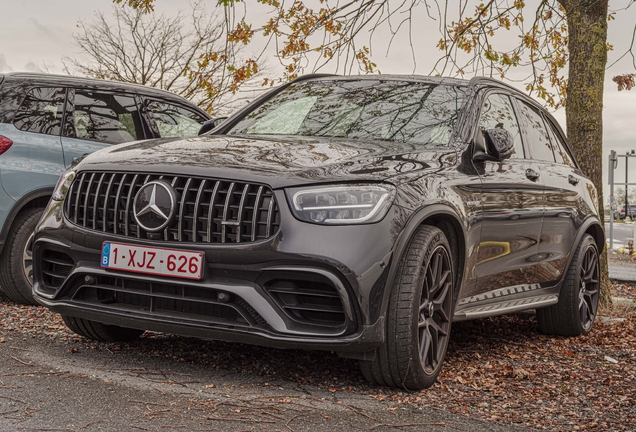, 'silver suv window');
146,100,207,138
66,91,144,144
14,87,66,135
